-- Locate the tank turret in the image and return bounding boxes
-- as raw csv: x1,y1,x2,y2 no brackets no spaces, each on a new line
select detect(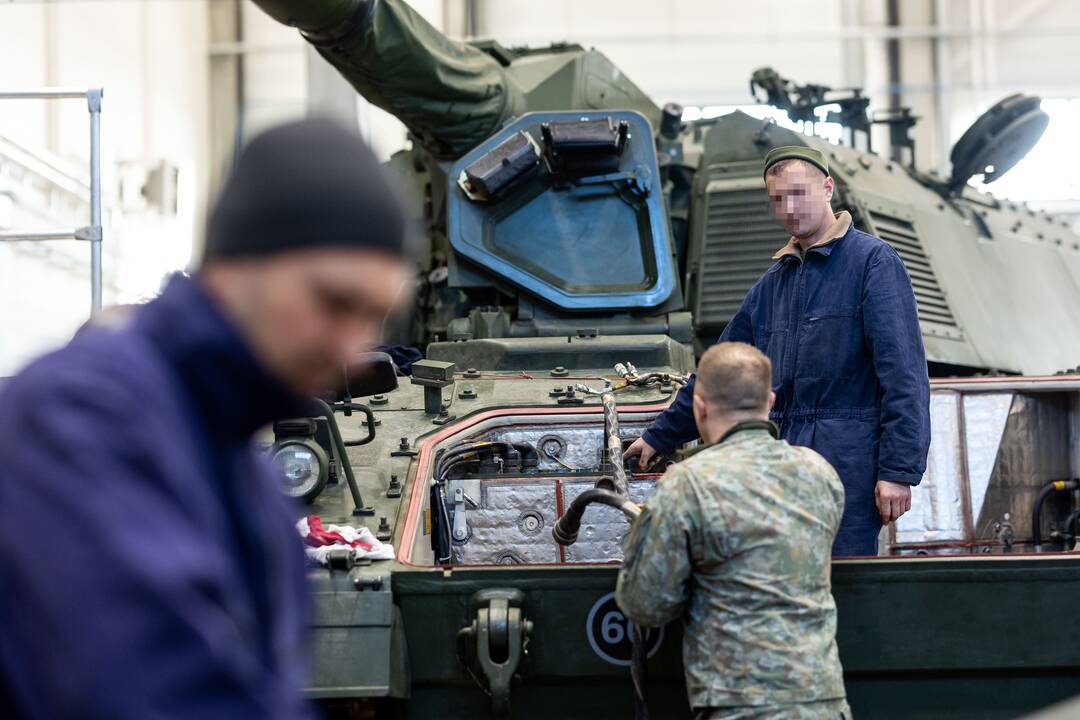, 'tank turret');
252,0,682,367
